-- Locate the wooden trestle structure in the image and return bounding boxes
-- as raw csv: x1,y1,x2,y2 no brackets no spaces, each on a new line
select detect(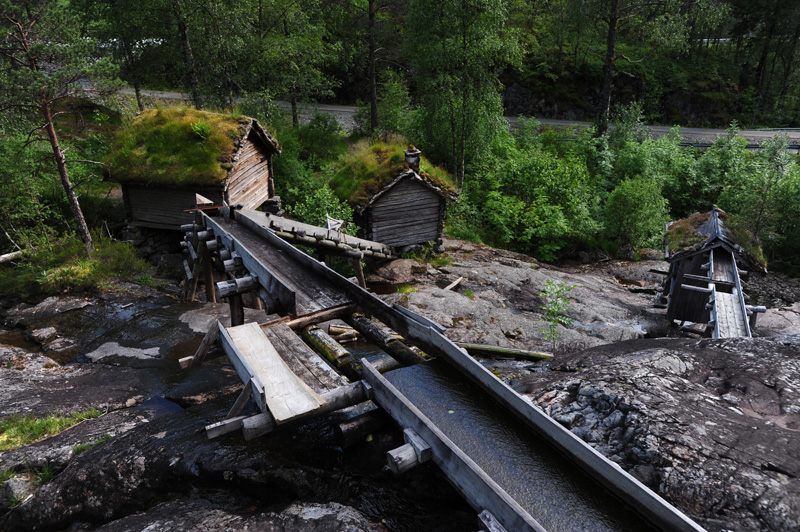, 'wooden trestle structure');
179,206,705,532
660,209,766,338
